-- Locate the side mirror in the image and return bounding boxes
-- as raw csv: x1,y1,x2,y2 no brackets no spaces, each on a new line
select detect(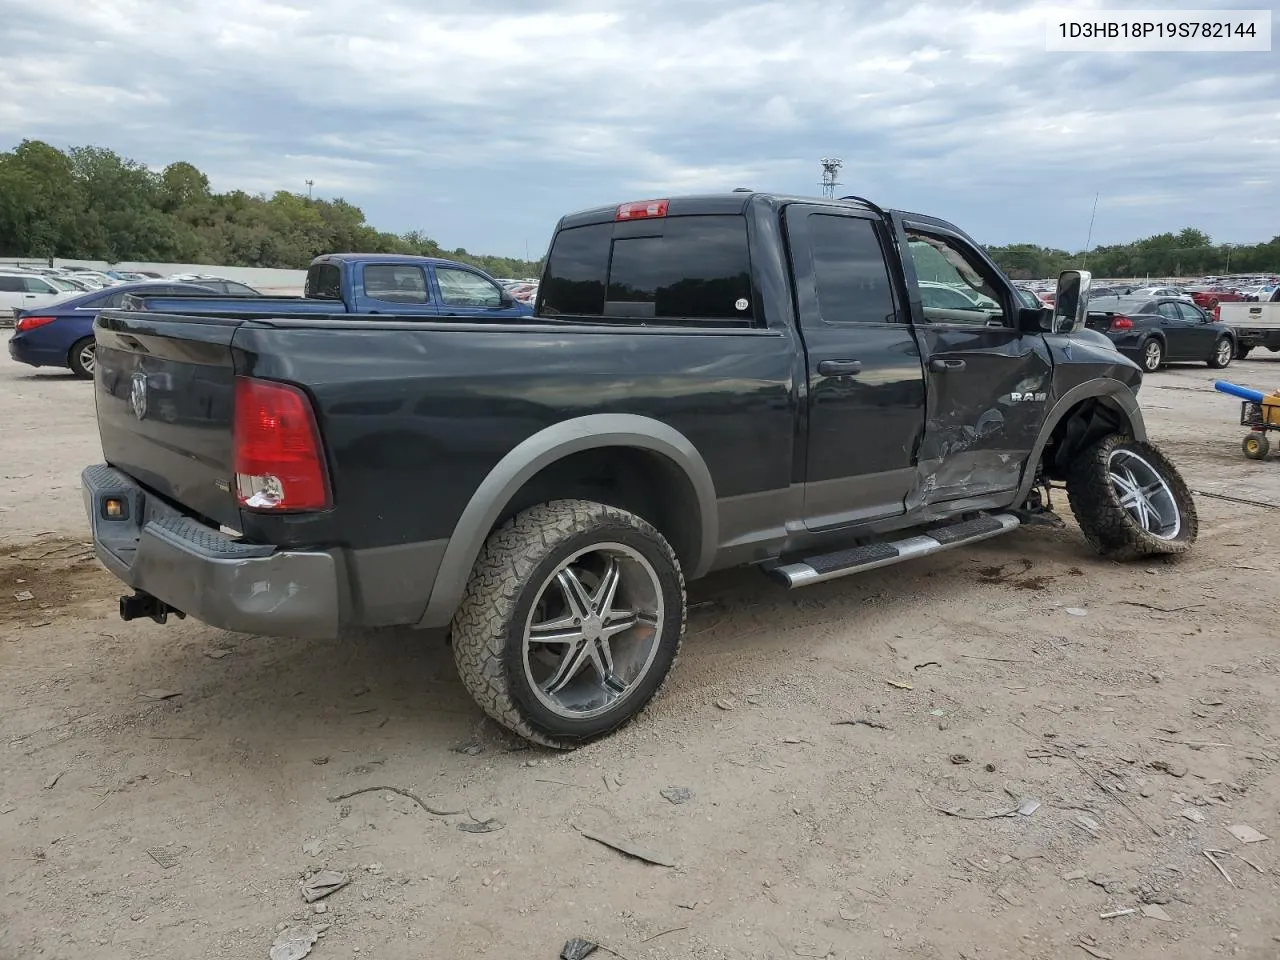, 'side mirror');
1052,270,1092,333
